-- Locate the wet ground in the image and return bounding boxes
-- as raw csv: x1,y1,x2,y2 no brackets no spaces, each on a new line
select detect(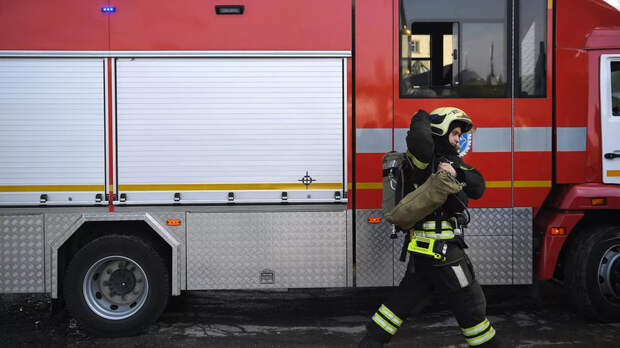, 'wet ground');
1,281,619,347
